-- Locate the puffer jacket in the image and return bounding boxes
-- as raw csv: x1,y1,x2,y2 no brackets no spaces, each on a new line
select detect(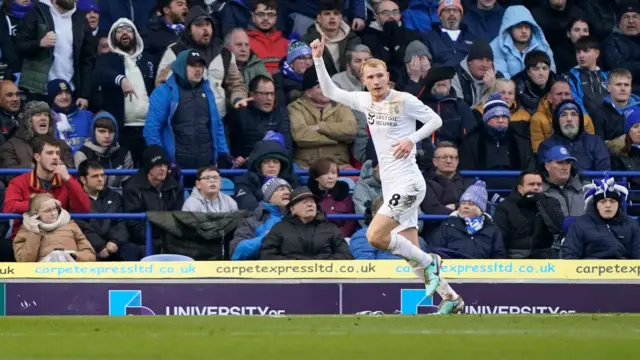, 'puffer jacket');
288,96,357,168
231,202,284,260
260,212,352,260
247,28,288,74
308,177,357,238
432,212,506,259
490,6,555,78
562,202,640,259
542,171,586,218
530,95,595,153
352,160,382,226
230,104,292,158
